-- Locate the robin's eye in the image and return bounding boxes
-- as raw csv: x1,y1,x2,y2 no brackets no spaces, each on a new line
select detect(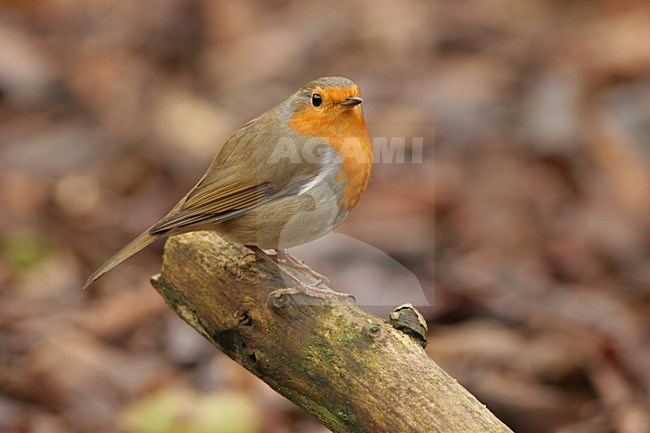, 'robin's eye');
311,93,322,107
